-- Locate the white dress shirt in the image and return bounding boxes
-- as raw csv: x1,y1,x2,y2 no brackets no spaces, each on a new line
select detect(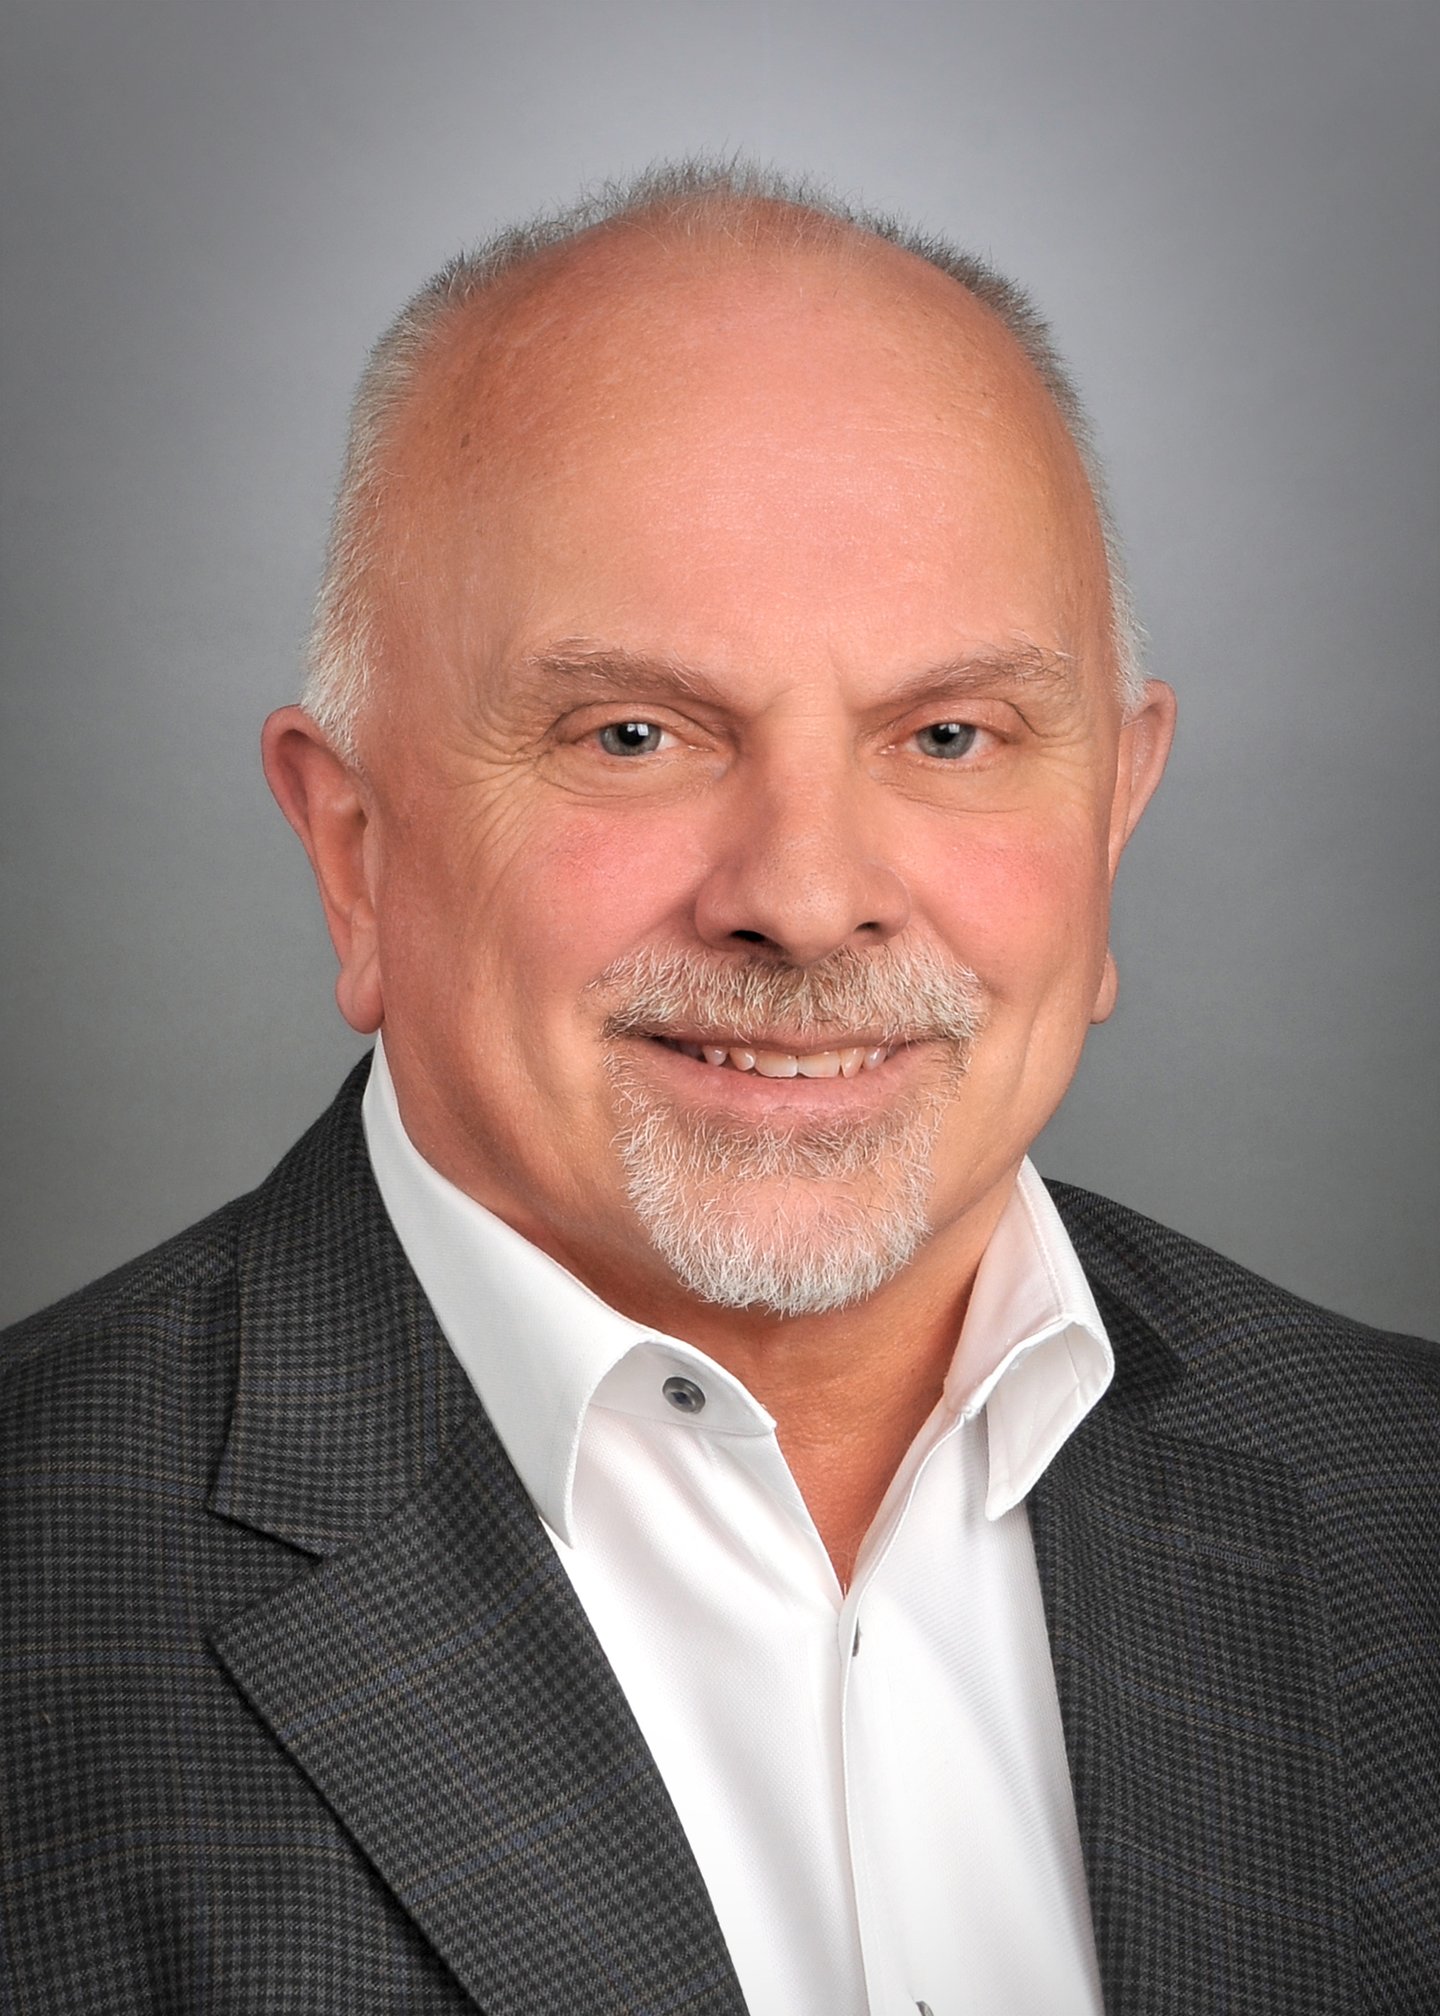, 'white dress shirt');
363,1038,1110,2016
